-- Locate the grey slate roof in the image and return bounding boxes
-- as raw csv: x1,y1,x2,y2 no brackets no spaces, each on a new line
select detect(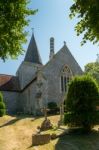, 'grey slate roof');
24,34,42,64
